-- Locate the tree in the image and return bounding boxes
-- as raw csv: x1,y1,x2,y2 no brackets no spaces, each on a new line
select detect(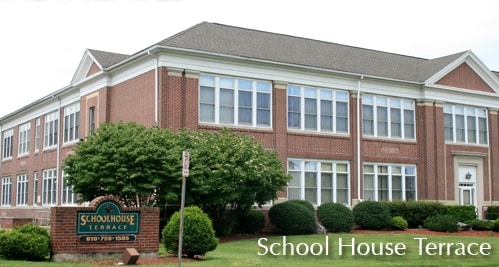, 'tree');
64,123,291,234
177,129,291,235
63,122,178,207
